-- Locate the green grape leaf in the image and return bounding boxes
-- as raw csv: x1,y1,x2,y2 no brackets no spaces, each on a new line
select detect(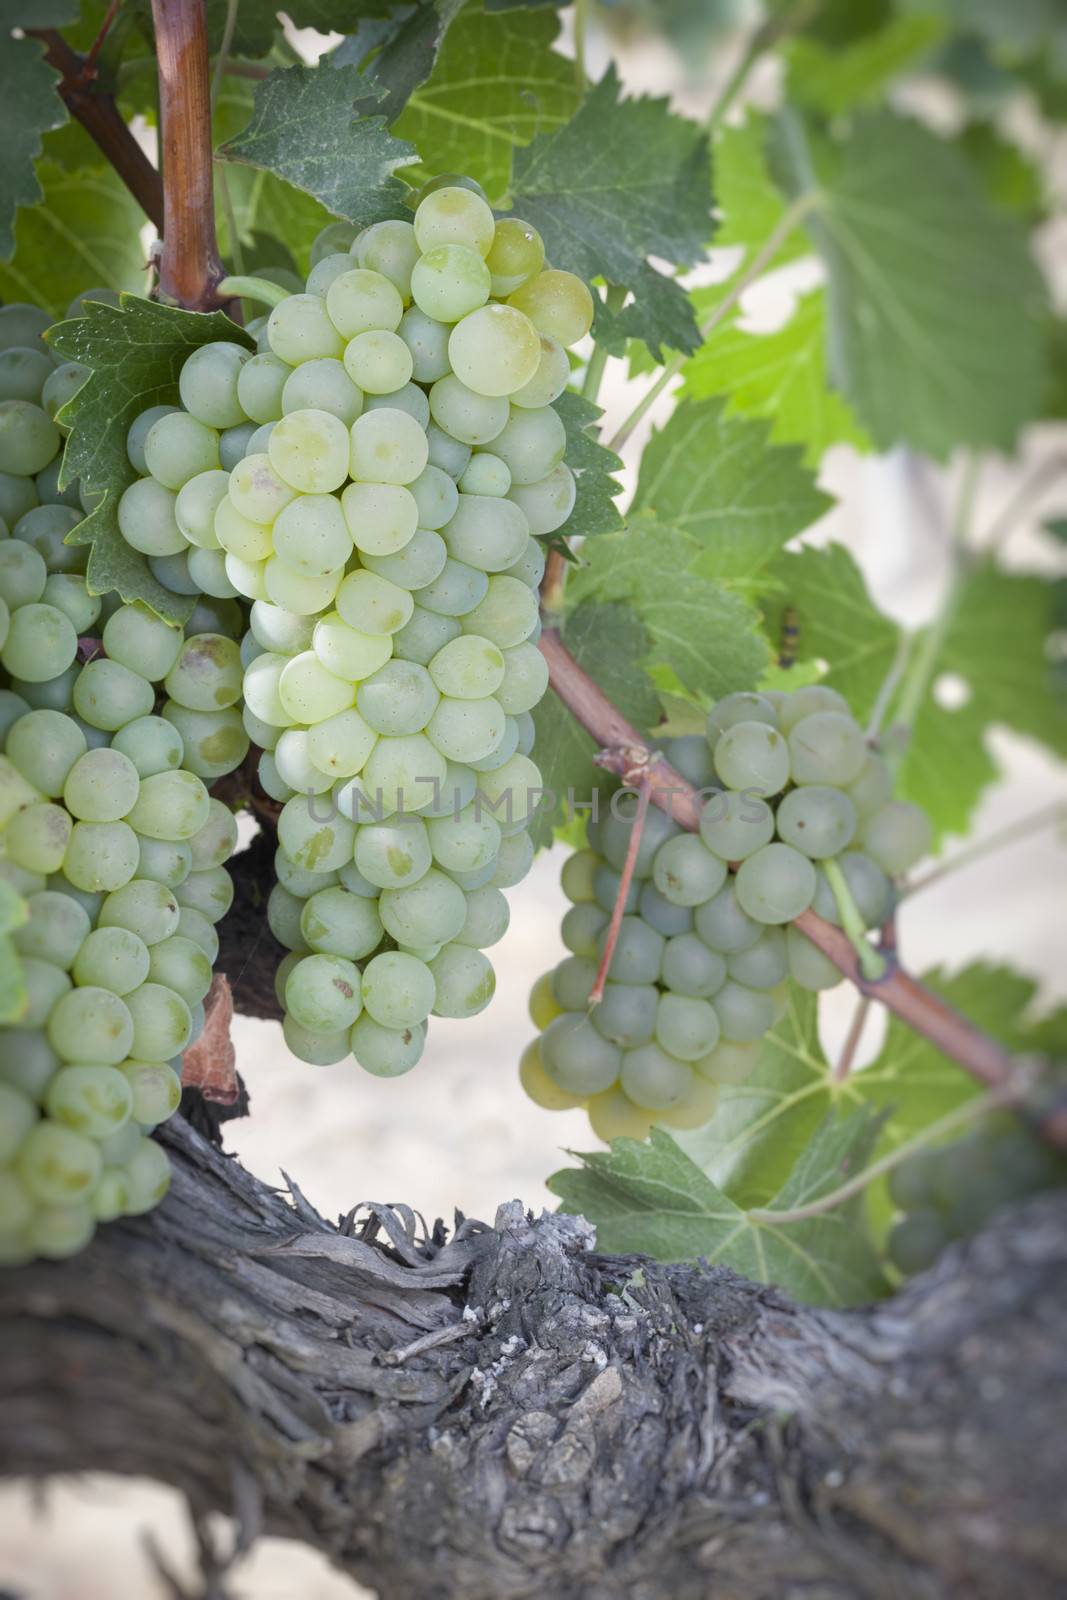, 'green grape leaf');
714,112,806,264
897,0,1066,59
776,111,1049,458
48,296,254,623
678,964,1036,1217
958,121,1044,218
340,0,468,124
197,0,397,60
569,517,770,702
531,600,659,846
508,66,712,360
219,64,419,228
549,1121,886,1307
630,397,831,580
0,0,79,24
785,12,946,115
553,391,623,541
680,289,871,465
902,565,1067,833
0,160,144,318
213,75,336,274
1043,518,1067,544
392,3,577,202
0,35,68,261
